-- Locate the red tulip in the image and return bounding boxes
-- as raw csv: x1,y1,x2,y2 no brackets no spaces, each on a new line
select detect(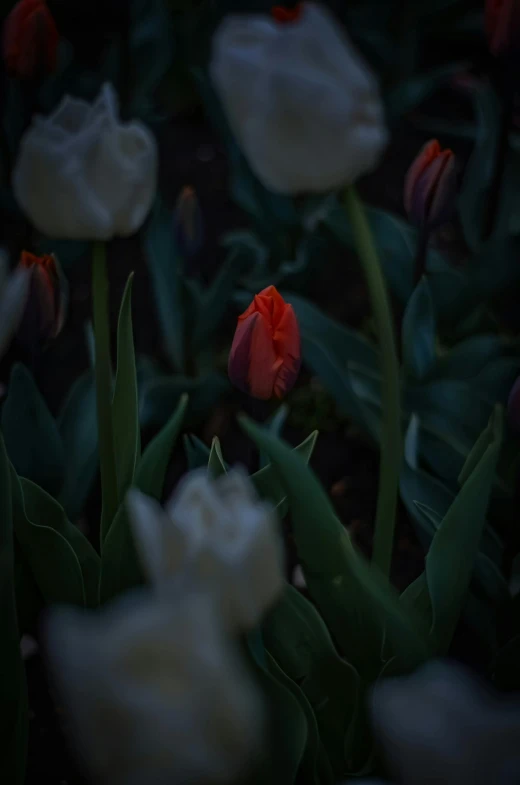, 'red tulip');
3,0,59,79
229,286,301,400
271,4,303,23
404,140,456,230
17,251,67,349
486,0,520,57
